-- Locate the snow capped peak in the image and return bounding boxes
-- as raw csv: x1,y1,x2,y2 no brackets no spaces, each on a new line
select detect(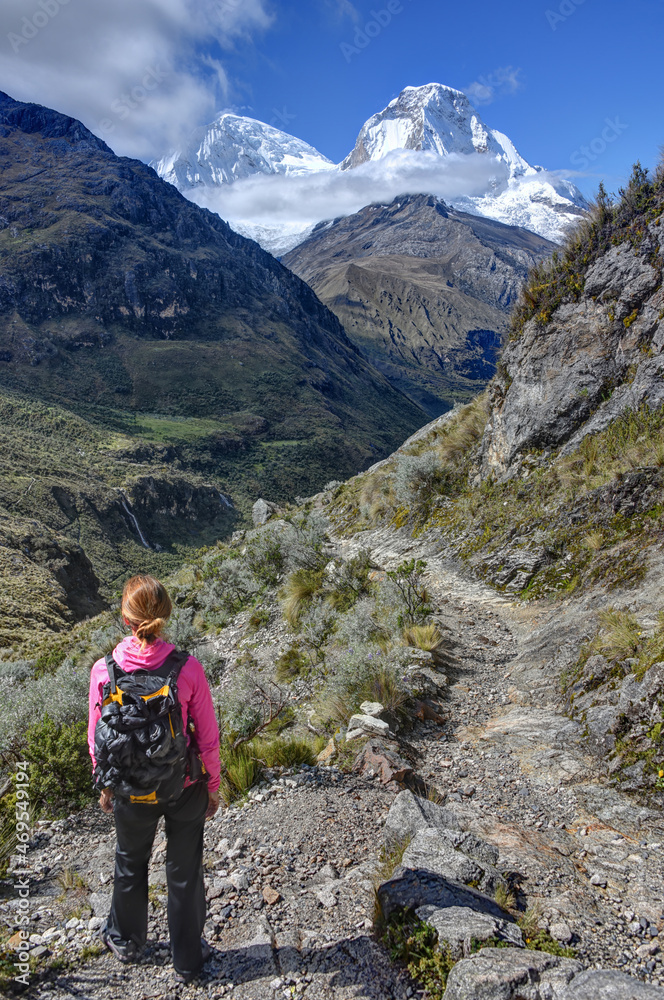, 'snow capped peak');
150,84,588,254
341,82,530,173
150,112,335,191
339,82,588,243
